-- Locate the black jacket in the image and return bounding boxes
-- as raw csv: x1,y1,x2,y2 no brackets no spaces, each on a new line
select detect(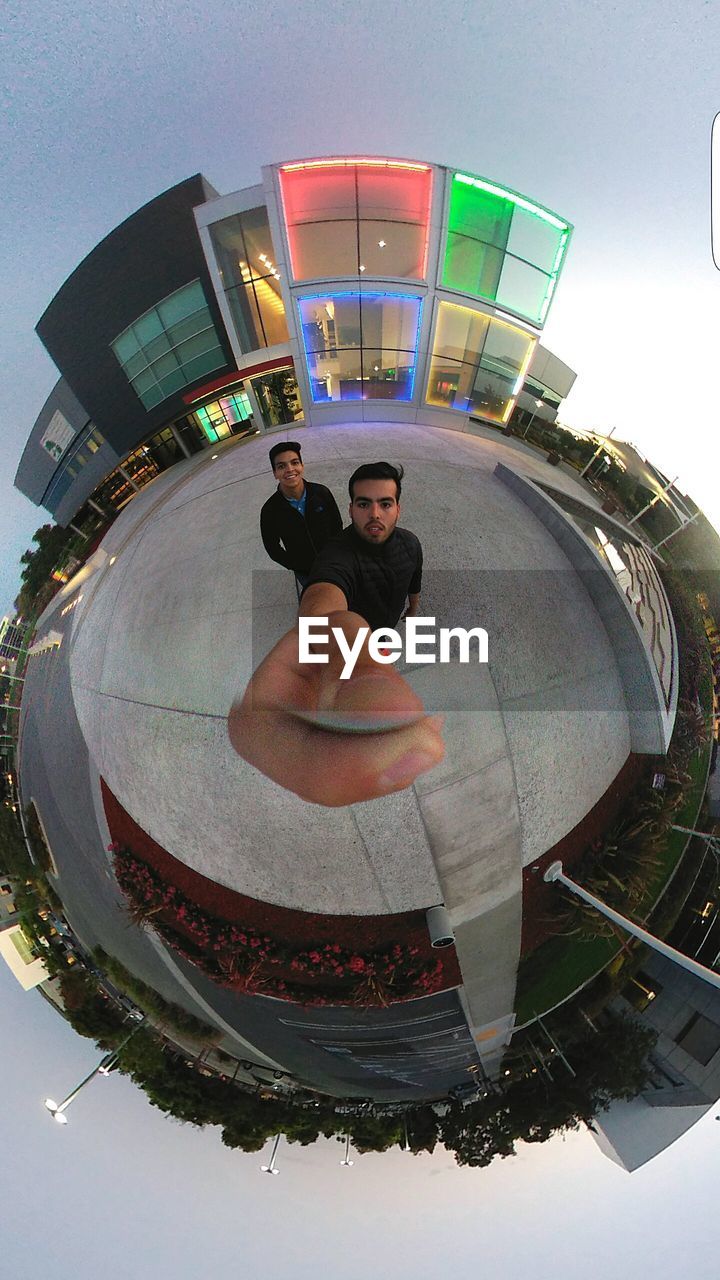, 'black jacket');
260,481,343,574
